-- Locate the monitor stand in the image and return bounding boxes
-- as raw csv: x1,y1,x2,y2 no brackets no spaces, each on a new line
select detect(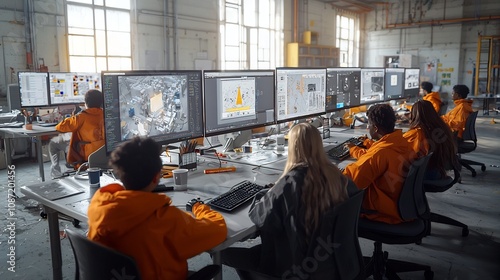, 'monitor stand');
218,130,252,152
